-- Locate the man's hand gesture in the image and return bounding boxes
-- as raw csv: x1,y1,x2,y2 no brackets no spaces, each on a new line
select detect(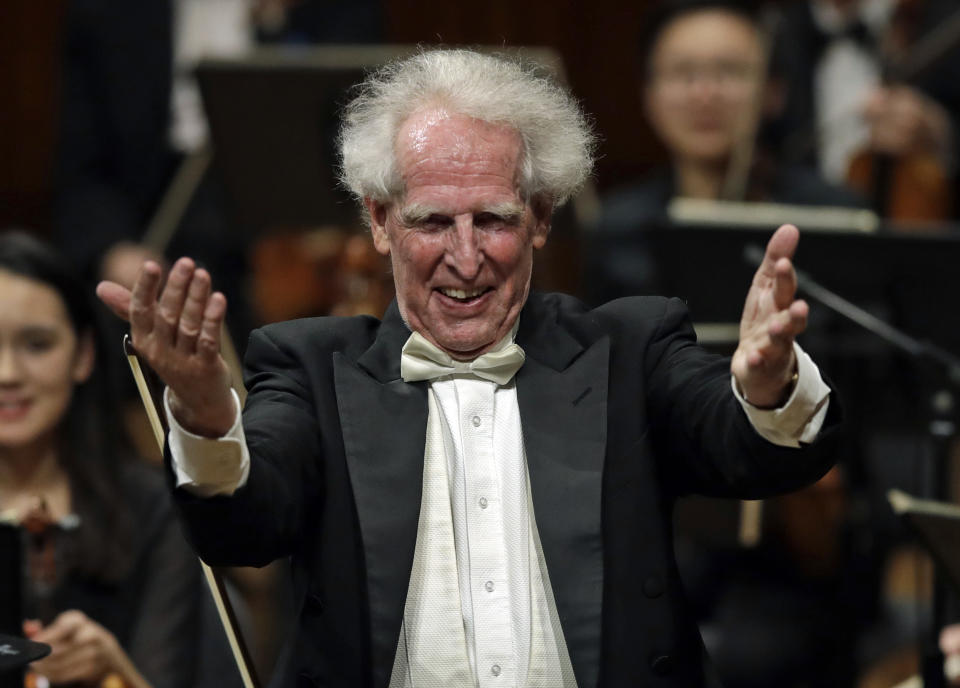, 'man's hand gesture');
732,224,807,408
97,258,236,437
